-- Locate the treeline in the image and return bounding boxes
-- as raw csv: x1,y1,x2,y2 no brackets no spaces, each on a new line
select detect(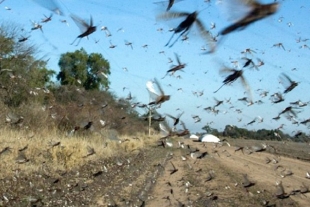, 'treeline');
202,123,308,142
221,125,308,142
